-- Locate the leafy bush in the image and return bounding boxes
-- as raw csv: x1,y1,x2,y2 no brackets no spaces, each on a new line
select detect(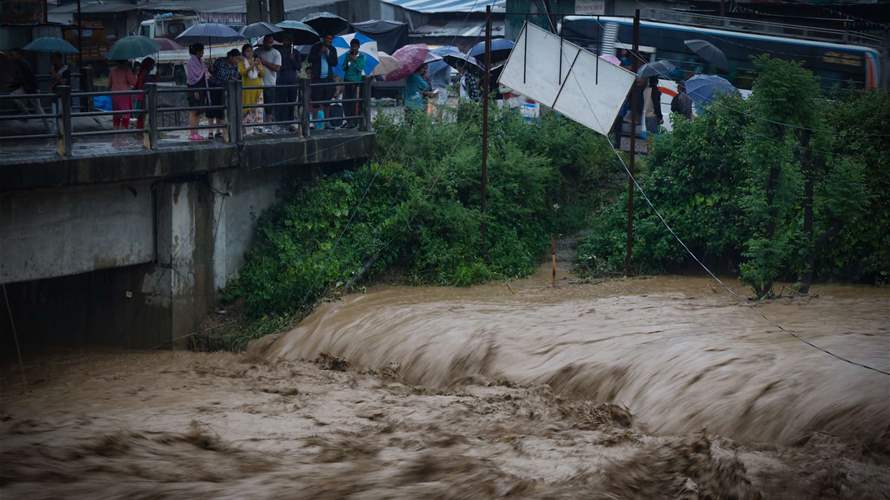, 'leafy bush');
578,56,890,296
228,103,621,320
